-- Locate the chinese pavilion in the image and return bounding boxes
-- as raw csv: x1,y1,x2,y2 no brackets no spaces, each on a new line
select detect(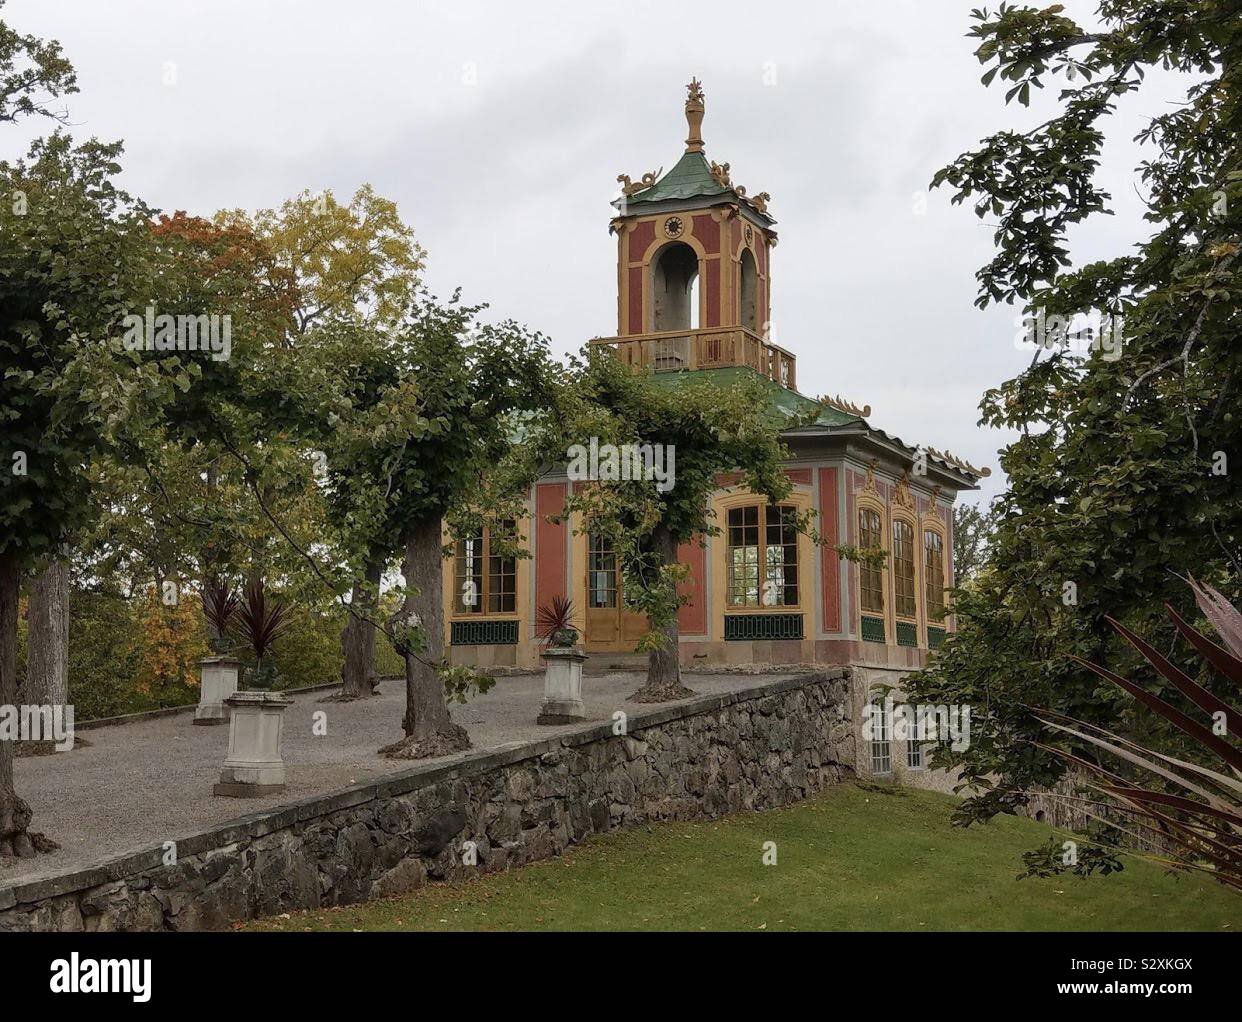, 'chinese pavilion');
442,80,988,689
